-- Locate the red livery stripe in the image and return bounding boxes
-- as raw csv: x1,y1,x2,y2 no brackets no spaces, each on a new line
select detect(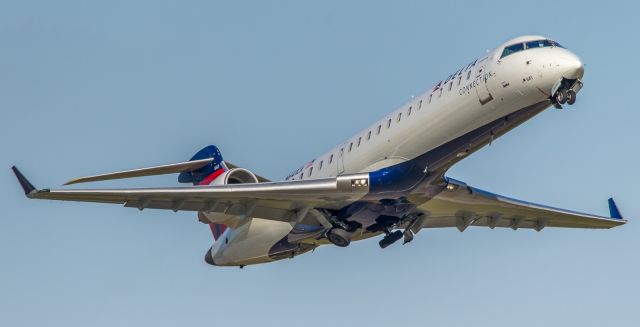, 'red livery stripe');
209,223,228,240
197,168,226,186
